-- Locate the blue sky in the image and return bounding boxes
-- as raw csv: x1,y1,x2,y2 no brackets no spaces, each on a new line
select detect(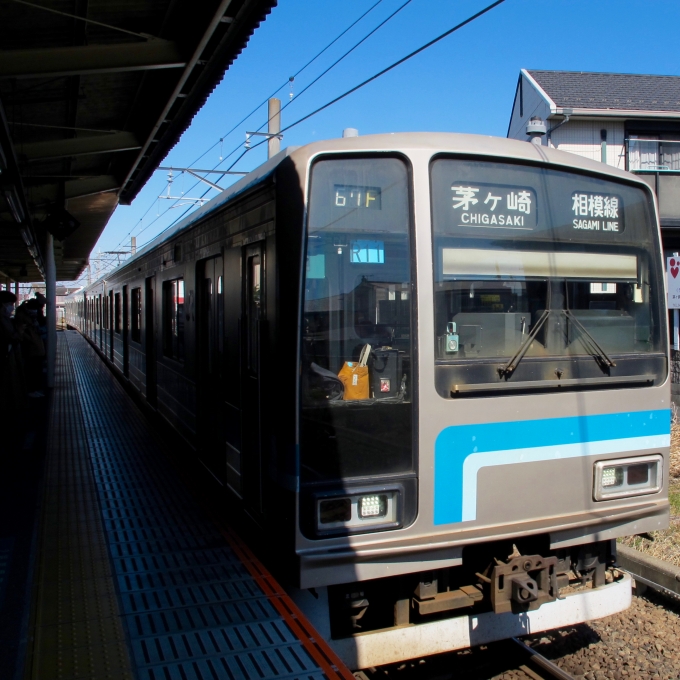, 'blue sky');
90,0,680,268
